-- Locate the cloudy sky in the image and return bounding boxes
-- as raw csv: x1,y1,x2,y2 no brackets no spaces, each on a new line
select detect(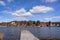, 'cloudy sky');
0,0,60,22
